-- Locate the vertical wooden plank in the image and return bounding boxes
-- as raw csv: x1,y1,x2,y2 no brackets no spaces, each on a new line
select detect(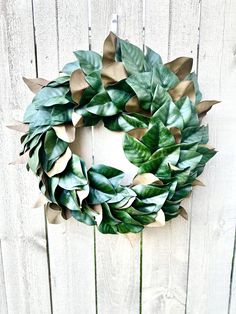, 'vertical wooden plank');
144,0,170,60
229,232,236,314
186,0,236,313
0,1,51,313
90,1,143,313
32,0,58,79
0,242,7,314
142,1,200,313
33,1,96,313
